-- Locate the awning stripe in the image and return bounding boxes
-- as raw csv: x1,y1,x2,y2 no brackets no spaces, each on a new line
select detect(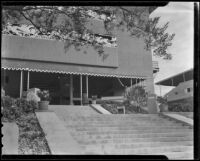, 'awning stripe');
1,66,147,79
